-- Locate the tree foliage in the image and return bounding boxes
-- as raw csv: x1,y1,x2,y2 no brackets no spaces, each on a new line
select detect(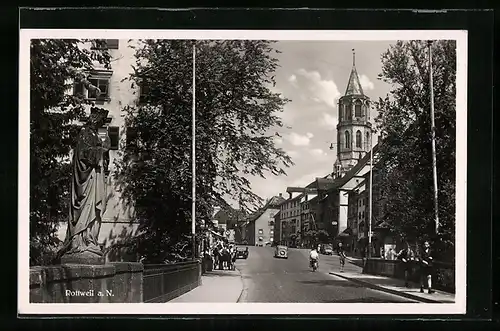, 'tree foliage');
115,40,292,263
30,39,110,266
375,40,456,261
